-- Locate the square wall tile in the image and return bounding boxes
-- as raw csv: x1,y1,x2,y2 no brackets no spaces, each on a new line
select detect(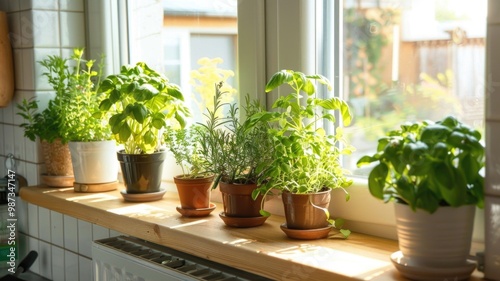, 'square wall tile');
486,121,500,196
25,137,40,164
19,11,34,48
485,196,500,280
38,206,51,242
7,11,23,48
13,49,23,89
31,0,58,10
25,162,42,187
39,240,52,280
32,10,60,47
79,256,92,281
51,245,65,281
19,48,35,90
27,237,39,274
16,197,28,234
109,229,124,237
19,0,31,10
63,215,78,252
17,233,29,263
8,0,20,12
0,124,4,156
51,211,64,247
59,0,84,12
27,203,38,238
13,126,26,160
60,11,85,47
78,219,92,258
2,100,14,124
65,250,79,281
3,125,14,155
